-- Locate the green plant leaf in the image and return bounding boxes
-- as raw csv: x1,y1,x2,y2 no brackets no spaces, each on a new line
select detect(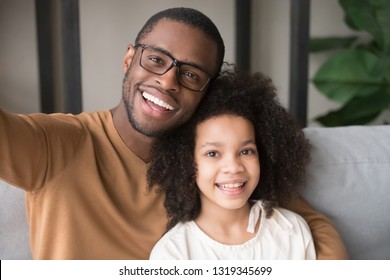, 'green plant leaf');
309,36,358,52
317,111,380,127
312,49,384,104
355,40,382,56
339,0,364,31
374,0,390,54
371,54,390,77
315,87,390,126
339,0,390,54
